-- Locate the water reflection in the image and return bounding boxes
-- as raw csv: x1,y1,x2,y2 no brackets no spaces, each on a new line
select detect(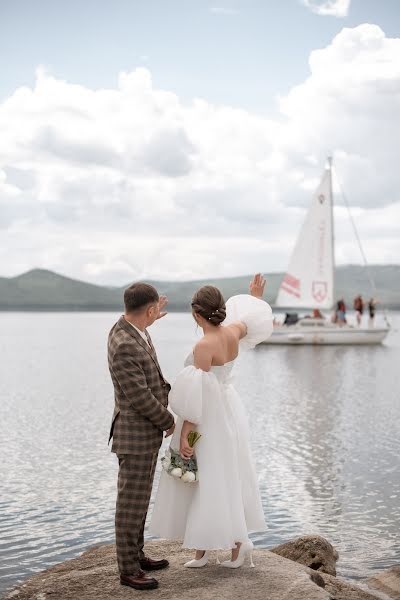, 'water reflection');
240,339,400,580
